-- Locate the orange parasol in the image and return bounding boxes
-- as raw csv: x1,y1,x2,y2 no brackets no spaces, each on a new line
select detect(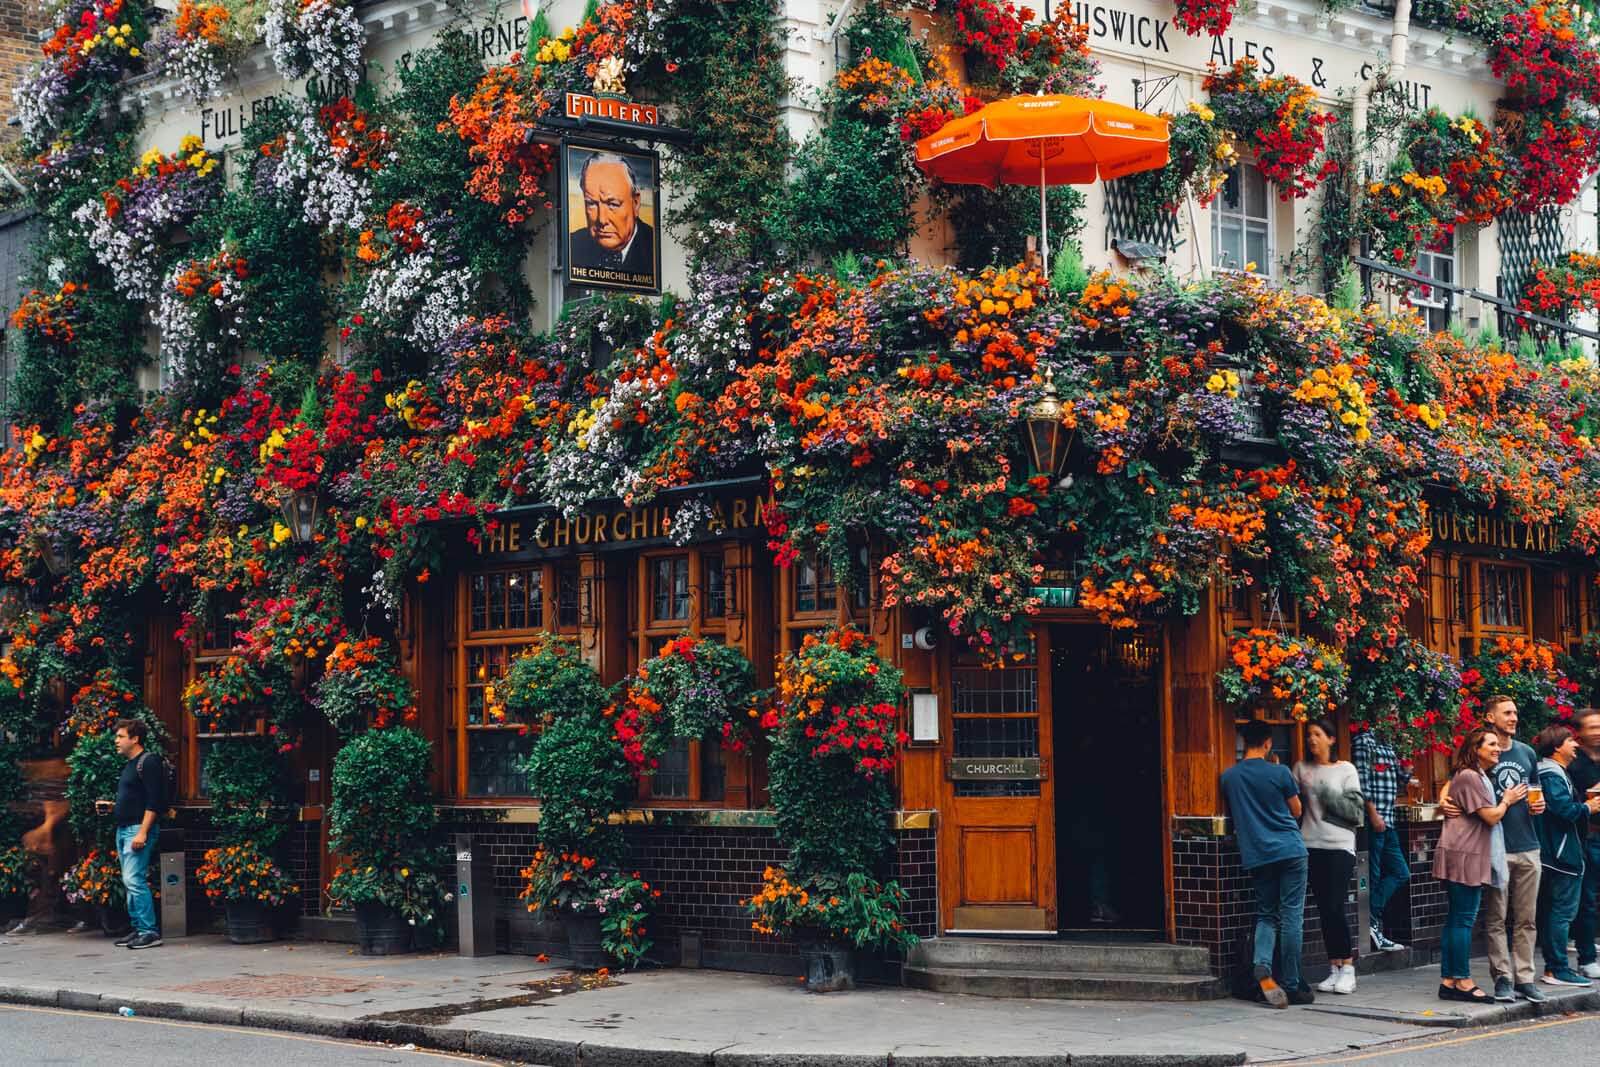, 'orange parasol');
916,95,1170,274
